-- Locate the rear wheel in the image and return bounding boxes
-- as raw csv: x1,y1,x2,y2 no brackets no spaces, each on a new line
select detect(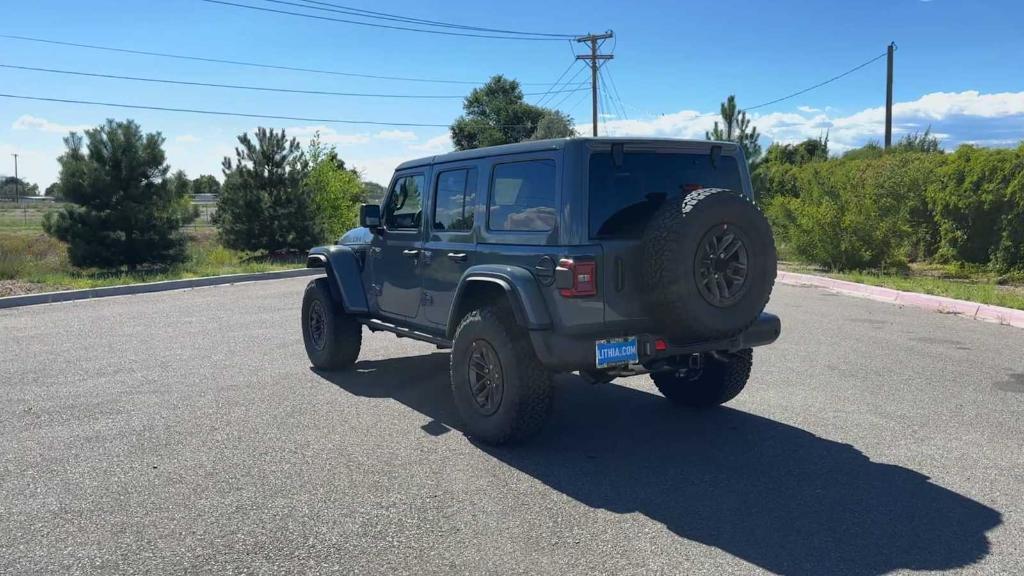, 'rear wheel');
450,306,553,445
301,278,362,370
651,349,753,407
